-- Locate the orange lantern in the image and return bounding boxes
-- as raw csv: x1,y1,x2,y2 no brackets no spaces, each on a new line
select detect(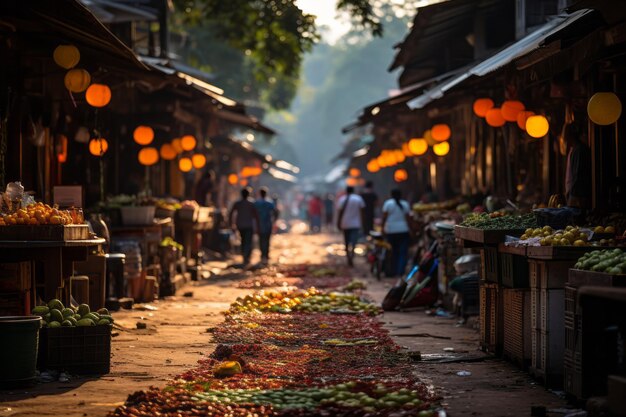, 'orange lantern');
401,142,412,156
89,138,108,156
367,160,380,173
56,134,68,163
394,169,408,182
179,157,192,172
525,115,549,138
181,135,197,151
171,138,183,154
501,100,525,122
346,177,358,187
349,168,361,177
85,84,111,108
376,155,387,168
423,129,435,145
240,179,249,187
394,150,406,163
433,141,450,156
408,138,428,156
192,153,207,169
64,68,91,93
228,174,238,185
160,144,177,160
473,98,494,117
53,45,80,69
431,124,451,142
485,108,506,127
133,126,154,145
138,147,159,166
516,111,535,130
